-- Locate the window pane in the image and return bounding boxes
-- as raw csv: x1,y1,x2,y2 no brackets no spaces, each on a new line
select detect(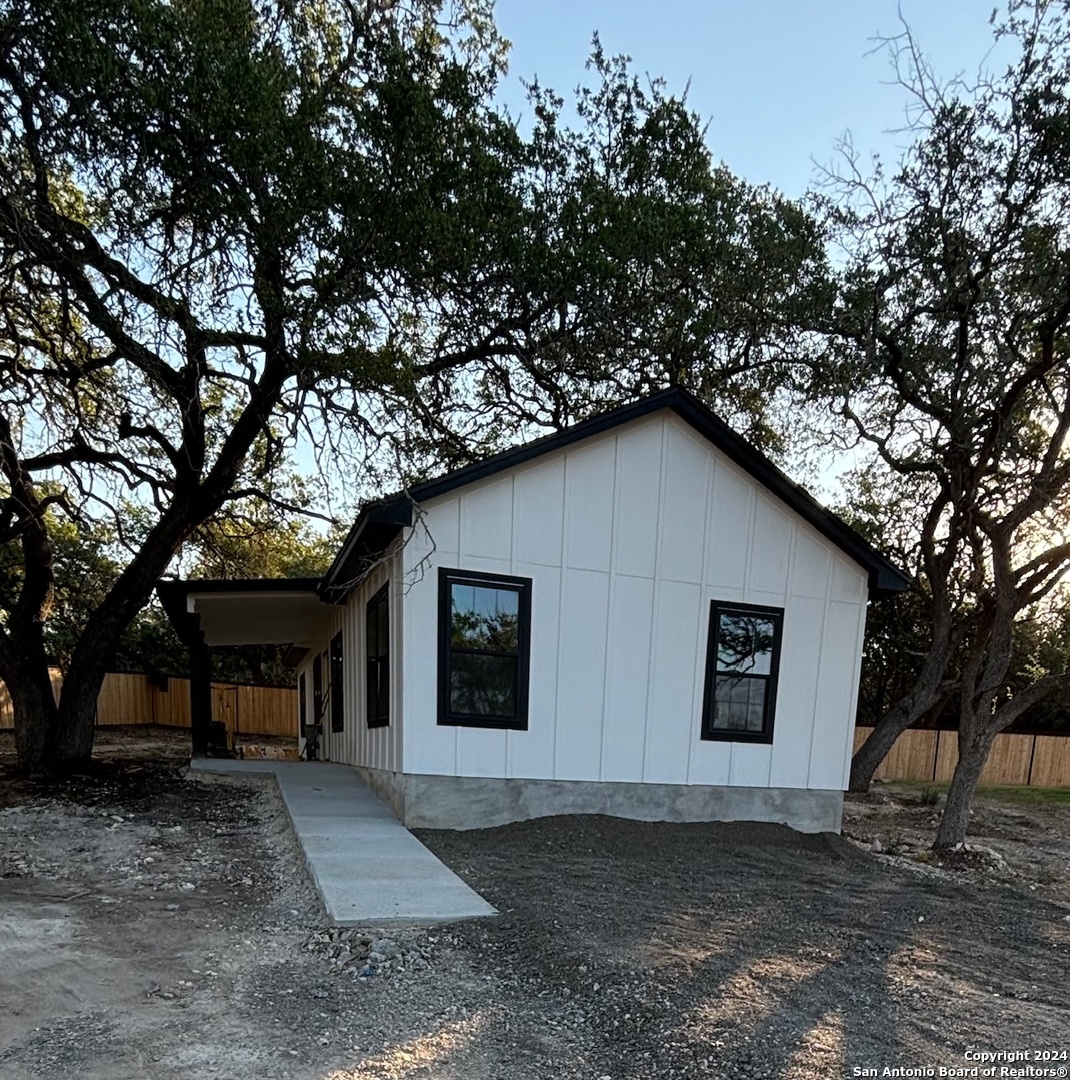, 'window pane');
367,658,389,723
366,603,377,658
451,583,520,652
366,589,389,661
450,653,518,717
713,675,767,732
716,613,775,676
377,665,390,720
377,594,390,655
